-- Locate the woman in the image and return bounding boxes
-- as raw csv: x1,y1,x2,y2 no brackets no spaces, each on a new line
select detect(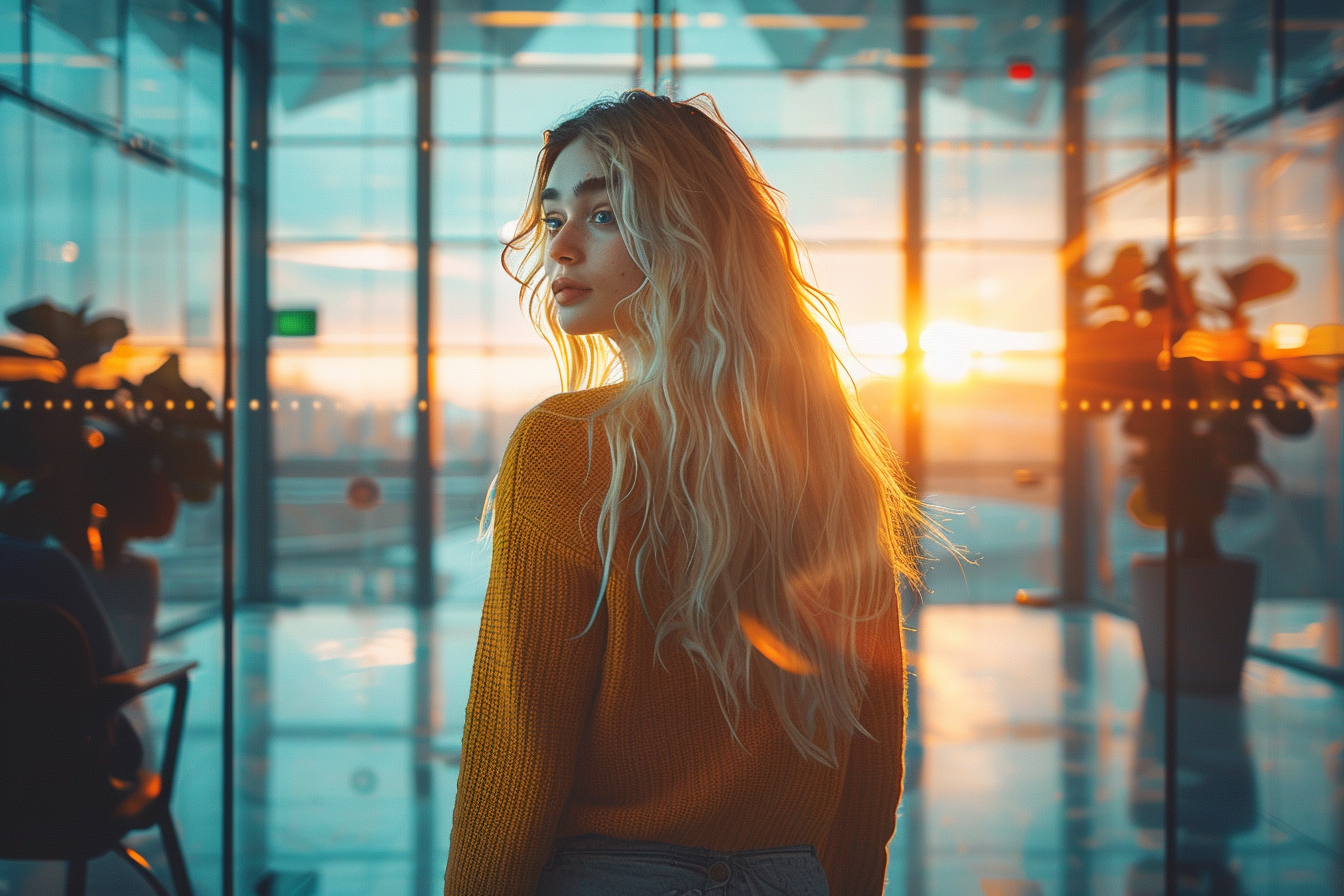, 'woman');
445,90,926,896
